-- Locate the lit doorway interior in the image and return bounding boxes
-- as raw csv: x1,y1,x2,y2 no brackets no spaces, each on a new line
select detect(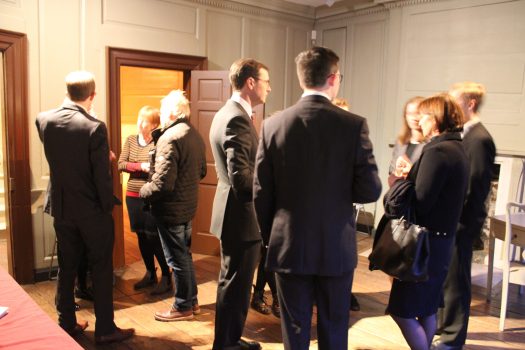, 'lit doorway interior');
119,66,184,265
